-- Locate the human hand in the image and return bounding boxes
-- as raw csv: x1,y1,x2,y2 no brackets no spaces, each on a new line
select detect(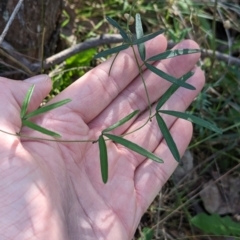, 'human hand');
0,35,204,240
